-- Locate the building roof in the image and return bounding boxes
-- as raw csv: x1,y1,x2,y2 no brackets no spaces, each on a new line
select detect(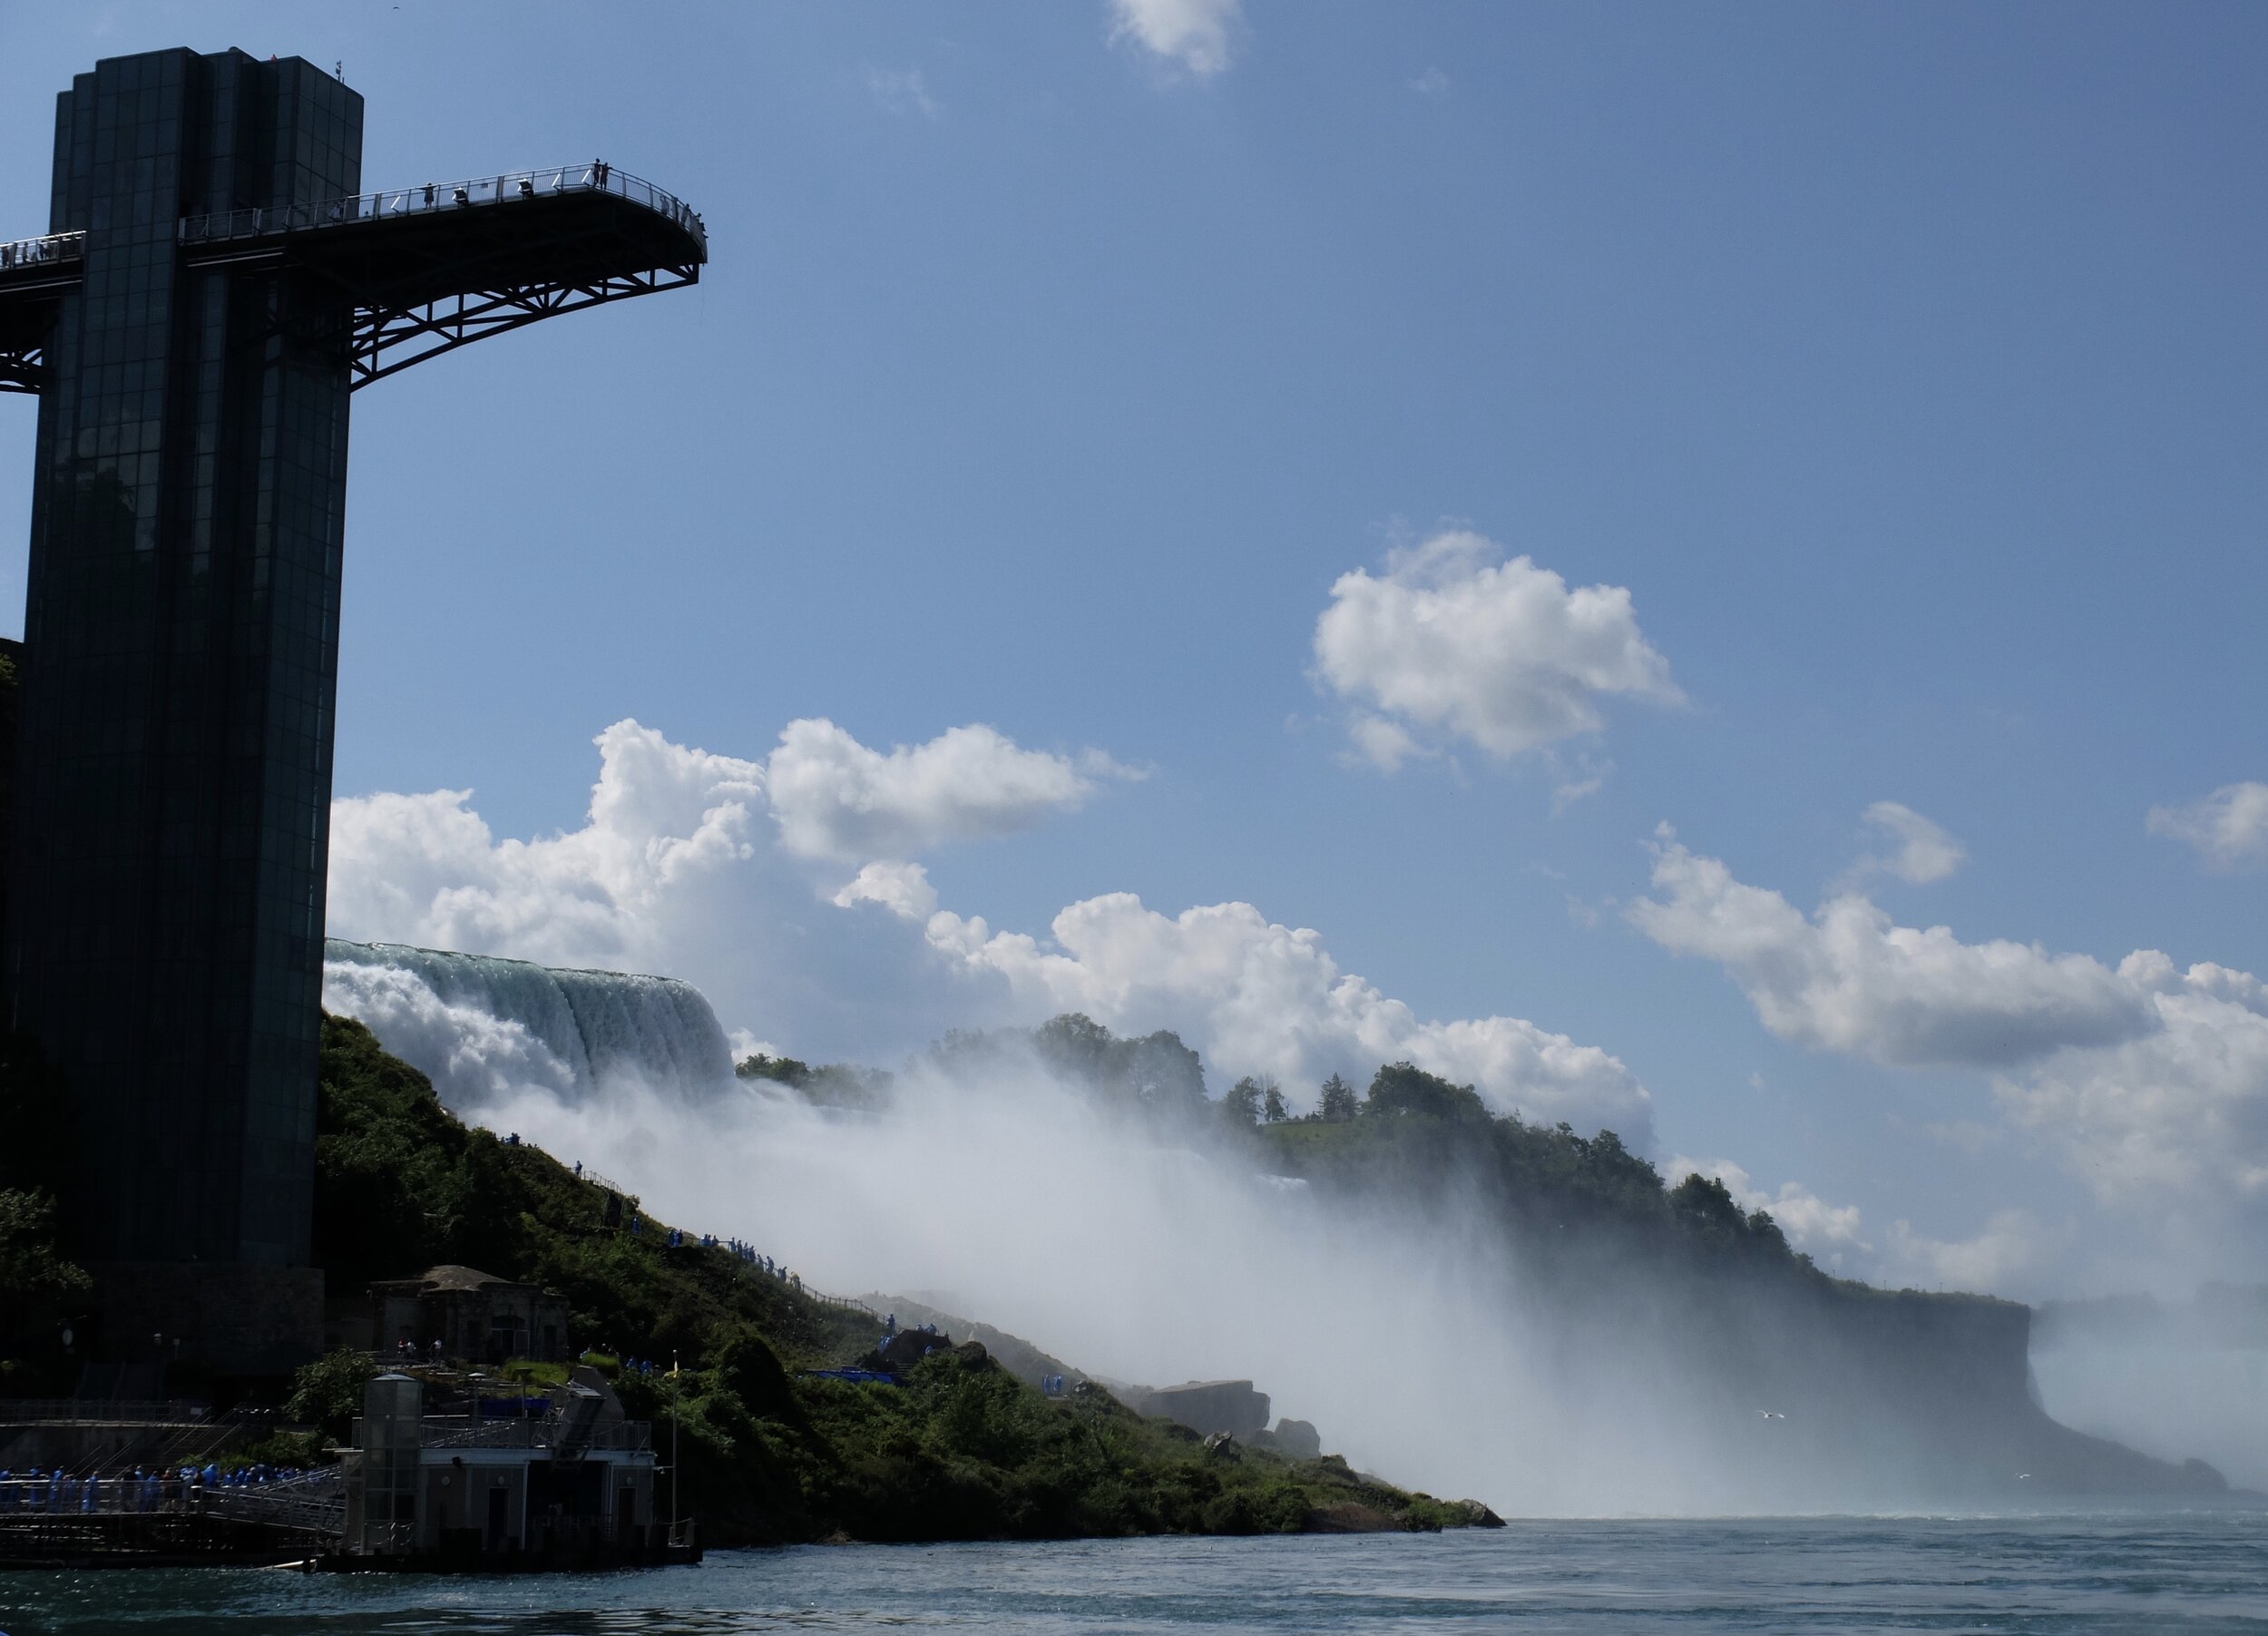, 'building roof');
372,1264,526,1295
